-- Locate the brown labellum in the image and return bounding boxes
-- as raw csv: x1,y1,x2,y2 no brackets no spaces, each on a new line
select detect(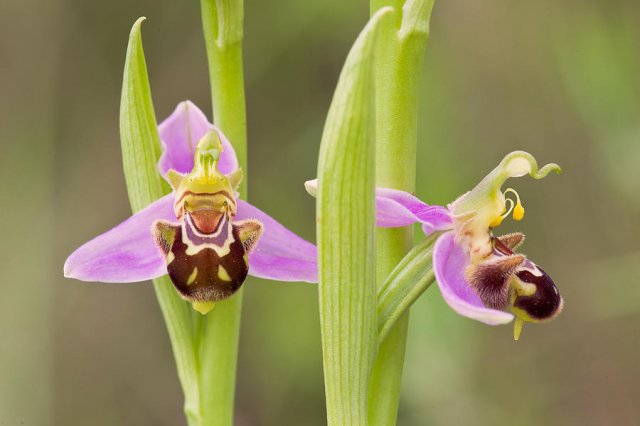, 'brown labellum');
152,212,263,303
513,266,563,321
